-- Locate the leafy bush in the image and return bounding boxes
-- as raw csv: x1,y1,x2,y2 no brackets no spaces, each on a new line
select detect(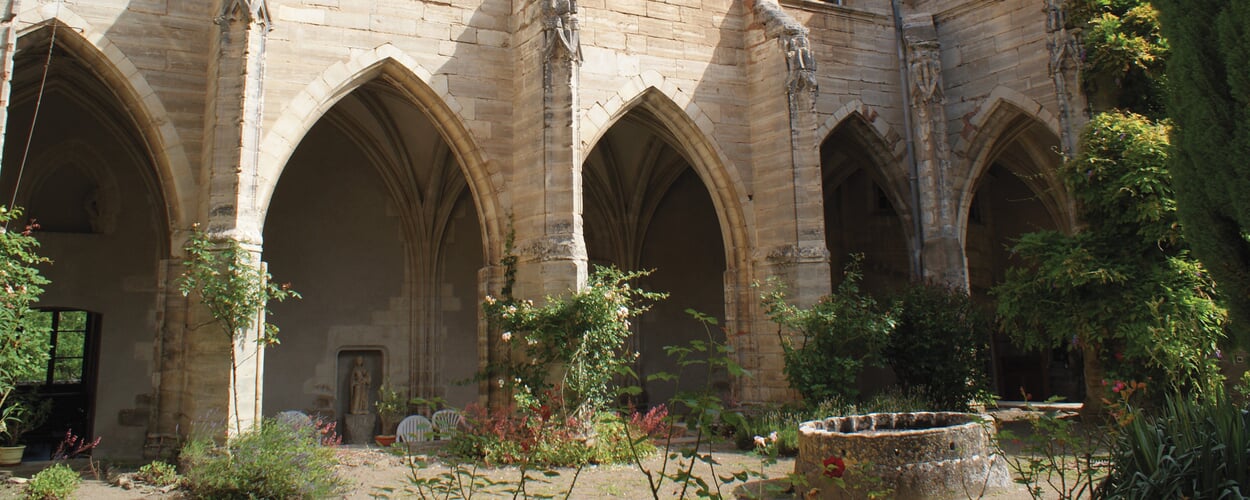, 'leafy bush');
180,419,345,499
1101,395,1250,498
135,460,180,487
994,112,1226,412
0,207,50,438
886,282,992,411
448,402,652,467
761,256,896,402
24,463,79,500
483,265,665,423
